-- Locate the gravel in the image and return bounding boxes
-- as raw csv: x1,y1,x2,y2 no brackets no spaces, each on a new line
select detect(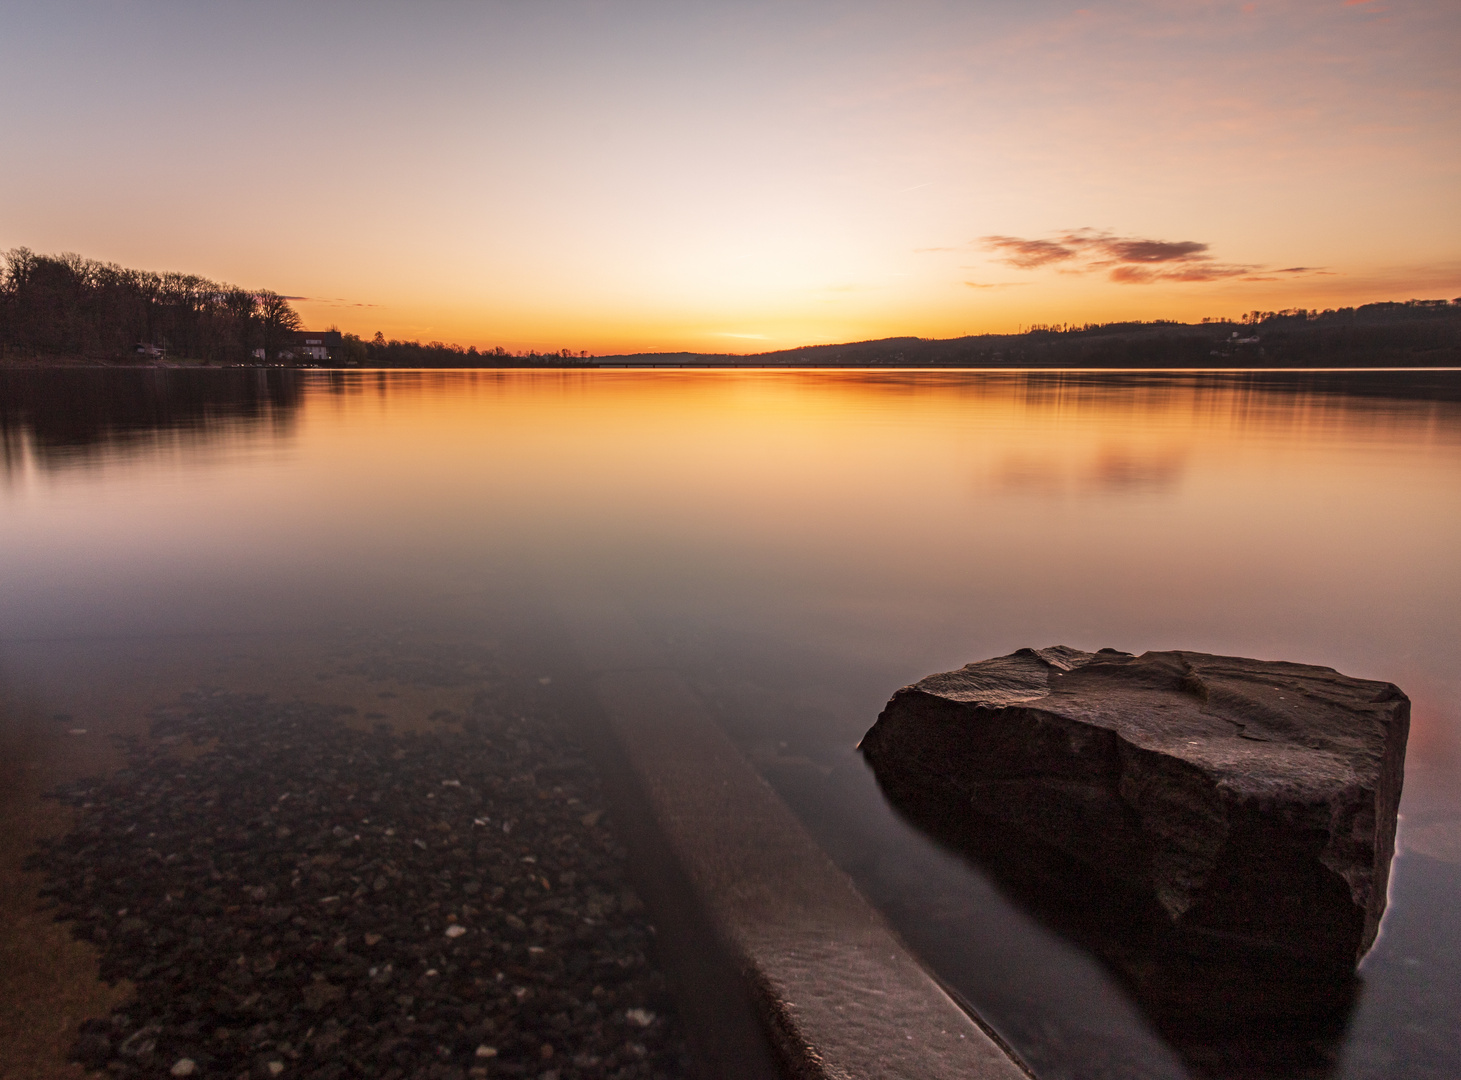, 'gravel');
29,680,692,1080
